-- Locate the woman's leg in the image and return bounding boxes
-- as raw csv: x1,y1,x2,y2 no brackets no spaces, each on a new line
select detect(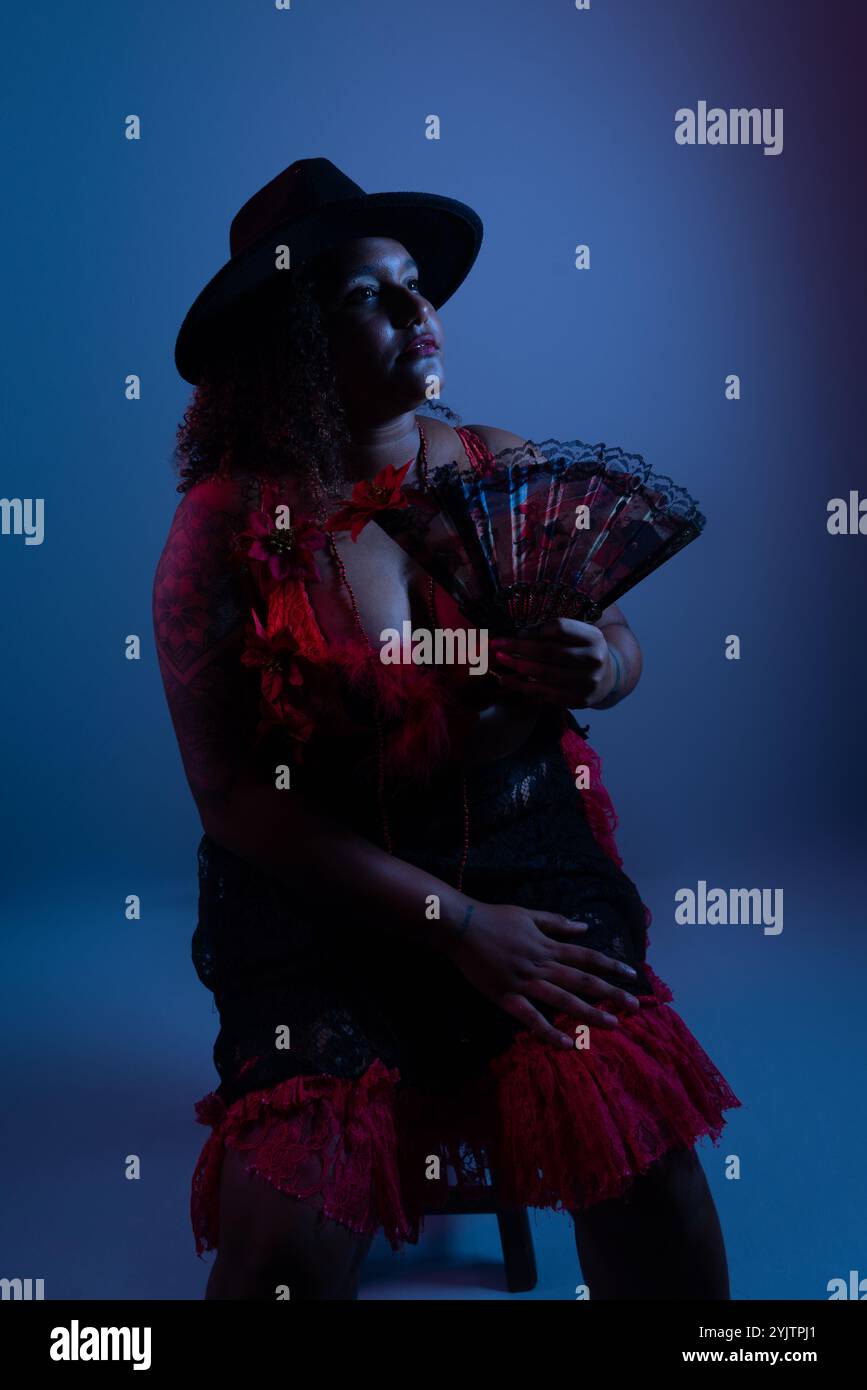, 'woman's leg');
204,1144,374,1300
572,1145,730,1299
